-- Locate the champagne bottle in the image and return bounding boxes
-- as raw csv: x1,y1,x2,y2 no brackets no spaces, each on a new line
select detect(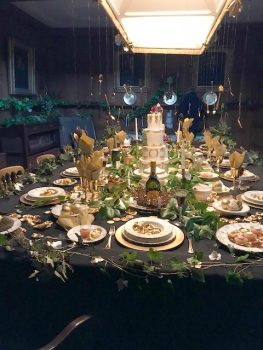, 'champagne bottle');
146,161,161,207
